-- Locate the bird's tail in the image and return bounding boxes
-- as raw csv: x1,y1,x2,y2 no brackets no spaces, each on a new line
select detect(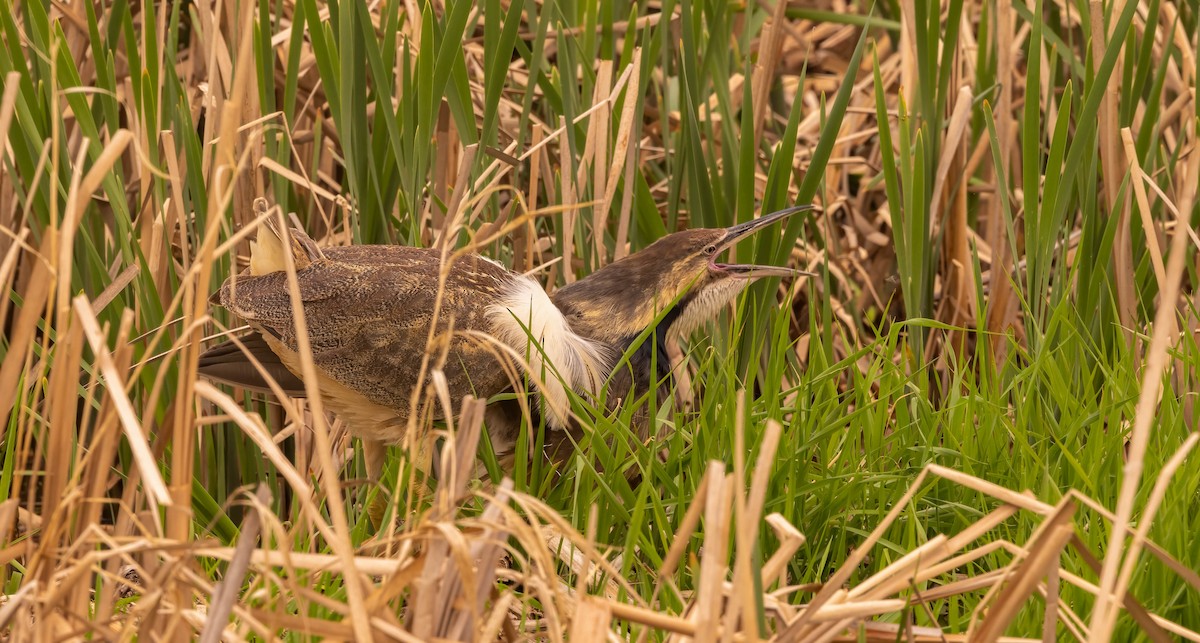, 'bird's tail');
249,200,325,276
197,331,308,397
488,277,612,429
